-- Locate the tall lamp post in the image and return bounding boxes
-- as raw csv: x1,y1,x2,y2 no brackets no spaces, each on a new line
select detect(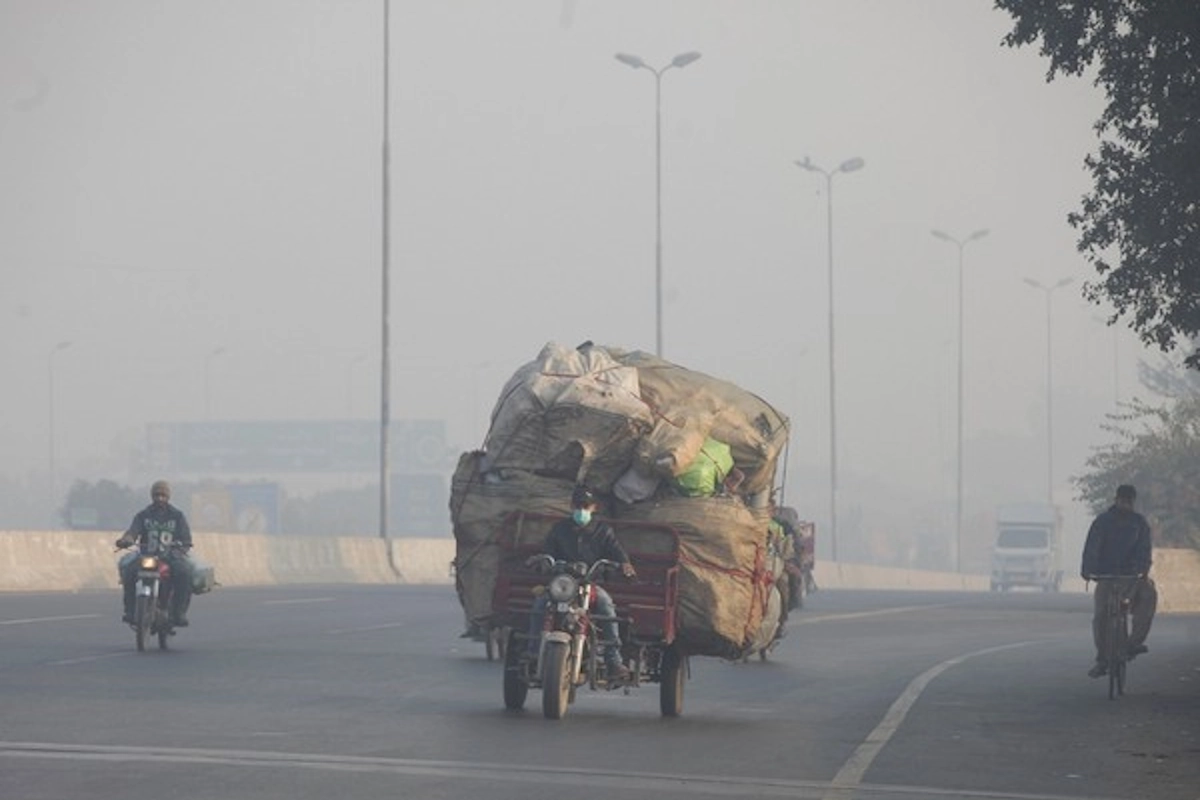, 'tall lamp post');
204,346,227,420
931,227,988,572
1023,276,1074,506
380,0,397,572
795,155,864,562
614,50,702,358
48,340,72,514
